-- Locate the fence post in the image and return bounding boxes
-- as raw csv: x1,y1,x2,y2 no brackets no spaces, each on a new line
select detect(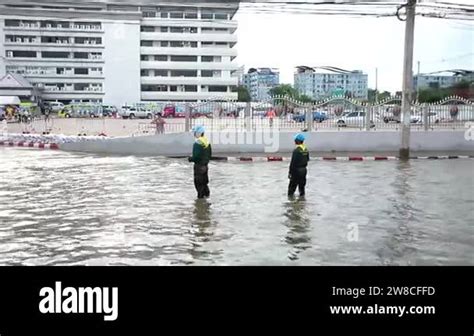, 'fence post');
305,104,312,131
365,104,371,131
423,104,429,131
245,101,251,132
185,103,191,132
